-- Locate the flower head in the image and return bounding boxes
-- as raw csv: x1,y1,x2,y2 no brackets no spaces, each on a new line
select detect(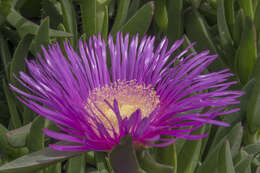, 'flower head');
11,33,242,151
